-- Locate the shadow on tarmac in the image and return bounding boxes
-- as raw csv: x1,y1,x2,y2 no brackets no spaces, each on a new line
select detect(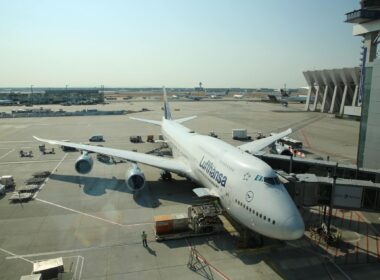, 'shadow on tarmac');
49,173,199,208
